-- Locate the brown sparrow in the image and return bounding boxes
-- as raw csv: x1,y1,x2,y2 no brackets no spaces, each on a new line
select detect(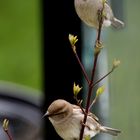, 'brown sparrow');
74,0,124,29
44,99,121,140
